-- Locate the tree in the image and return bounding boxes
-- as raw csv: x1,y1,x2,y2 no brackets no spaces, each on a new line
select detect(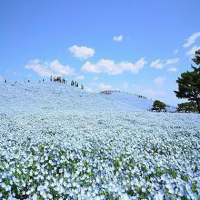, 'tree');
177,102,198,113
151,100,166,112
174,49,200,113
